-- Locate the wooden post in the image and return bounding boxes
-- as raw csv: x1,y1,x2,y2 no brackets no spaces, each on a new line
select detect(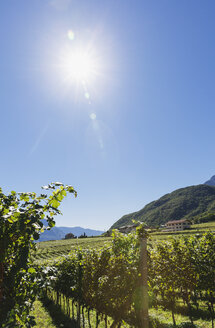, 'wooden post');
138,234,149,328
77,302,80,326
141,235,149,328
